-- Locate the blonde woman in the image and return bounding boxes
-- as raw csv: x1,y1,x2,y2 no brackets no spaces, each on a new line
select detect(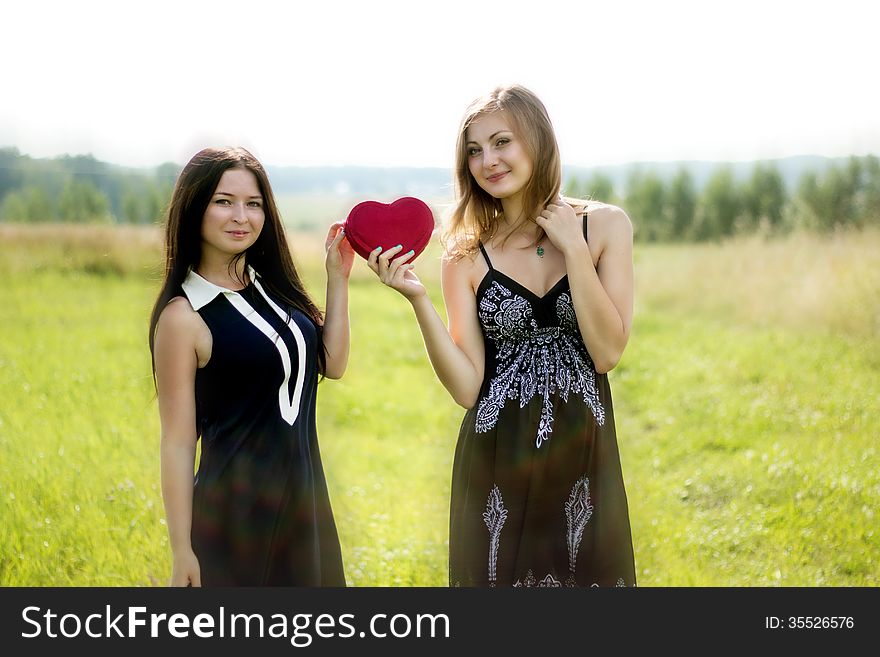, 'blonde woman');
370,85,636,587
